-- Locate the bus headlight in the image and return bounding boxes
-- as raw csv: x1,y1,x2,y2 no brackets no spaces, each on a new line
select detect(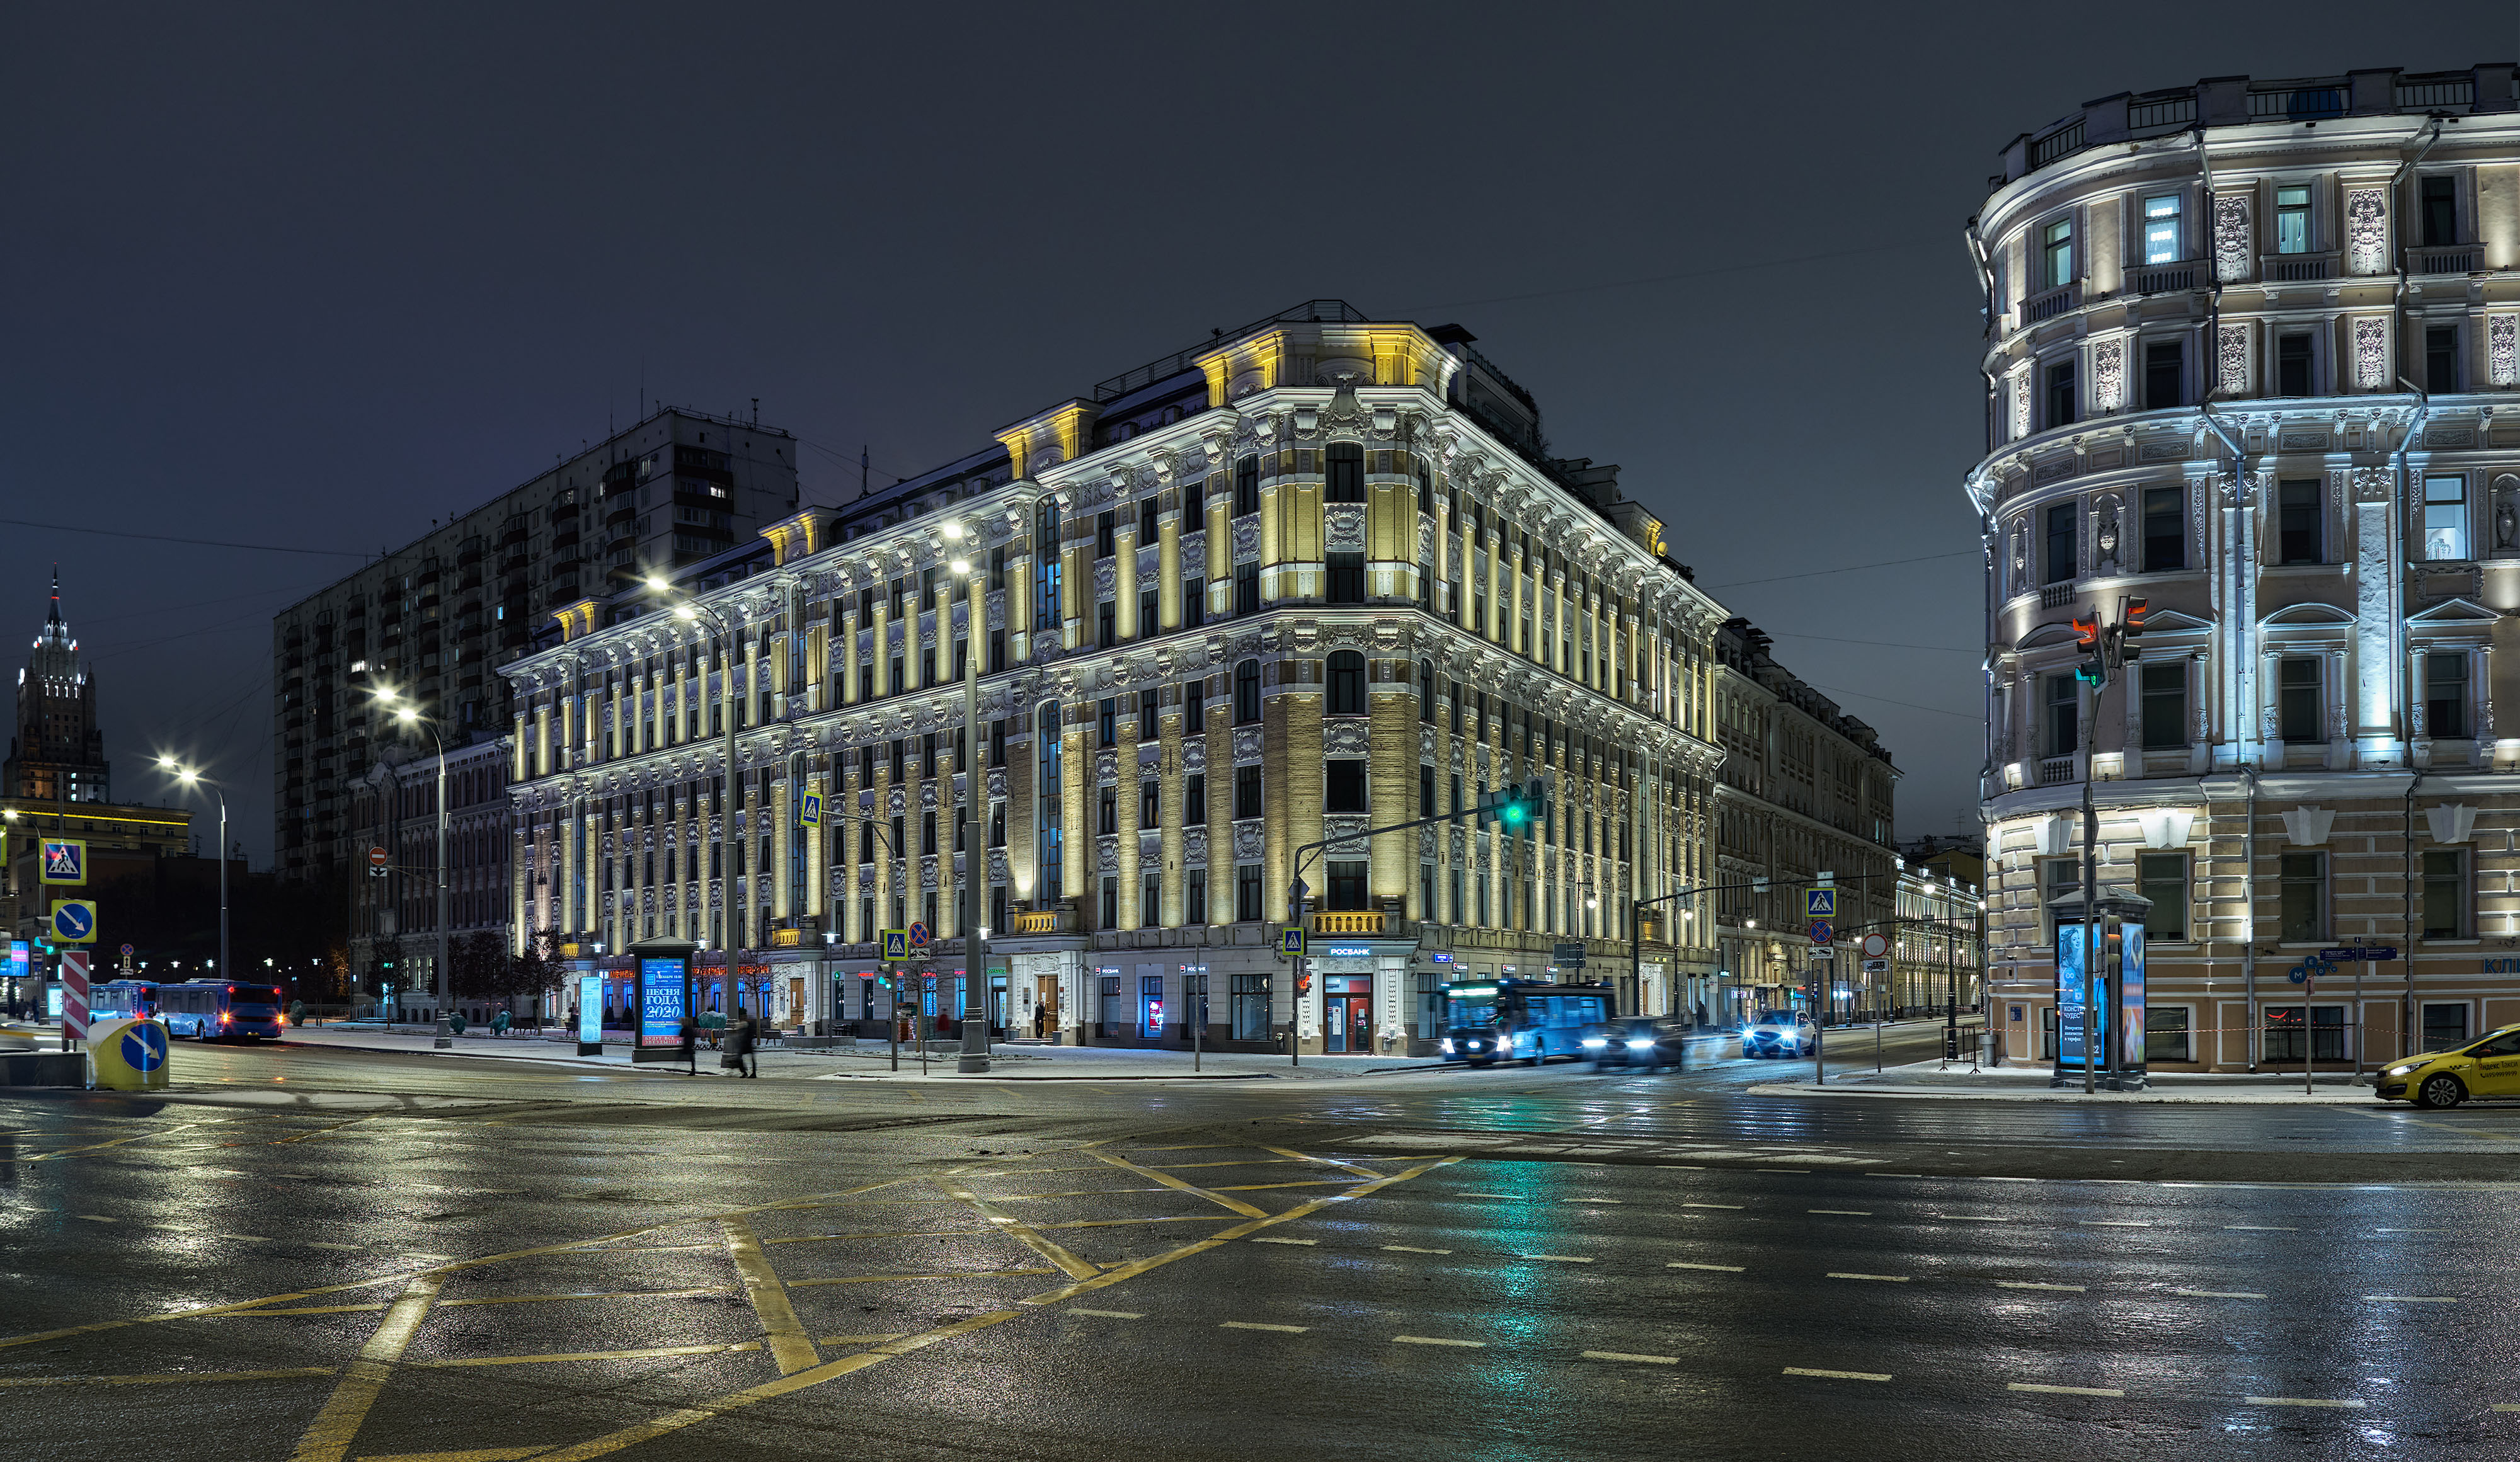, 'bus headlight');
1626,1039,1654,1051
1439,1038,1455,1054
1581,1036,1608,1049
